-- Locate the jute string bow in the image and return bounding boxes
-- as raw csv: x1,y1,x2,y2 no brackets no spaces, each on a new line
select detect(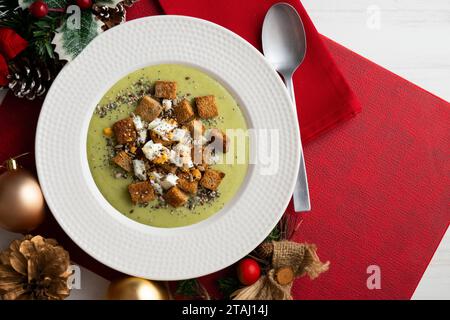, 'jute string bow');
231,240,329,300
